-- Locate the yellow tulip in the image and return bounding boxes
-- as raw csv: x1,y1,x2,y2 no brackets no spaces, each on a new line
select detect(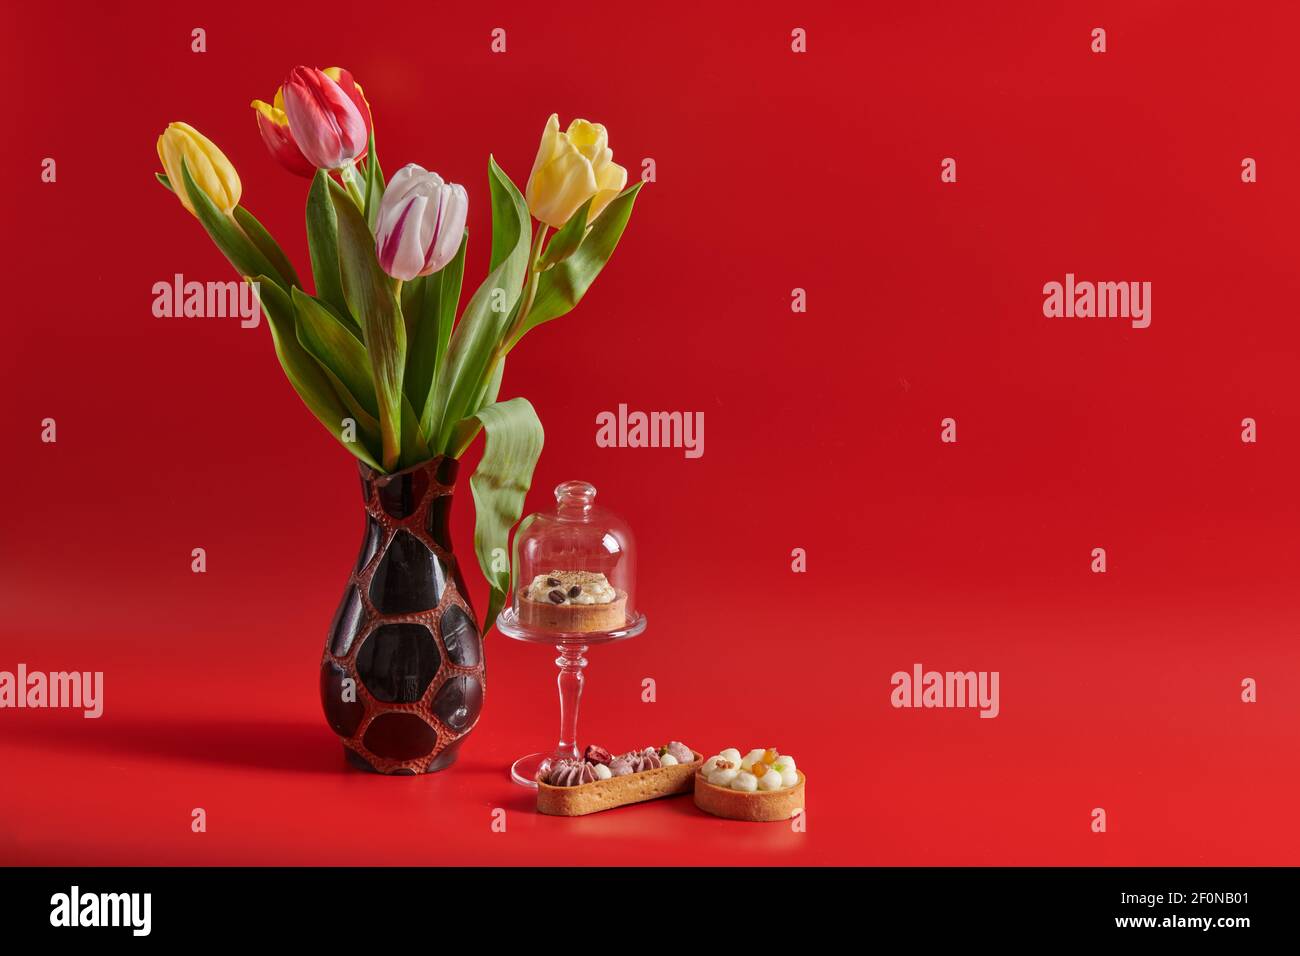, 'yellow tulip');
156,122,242,216
525,113,627,229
